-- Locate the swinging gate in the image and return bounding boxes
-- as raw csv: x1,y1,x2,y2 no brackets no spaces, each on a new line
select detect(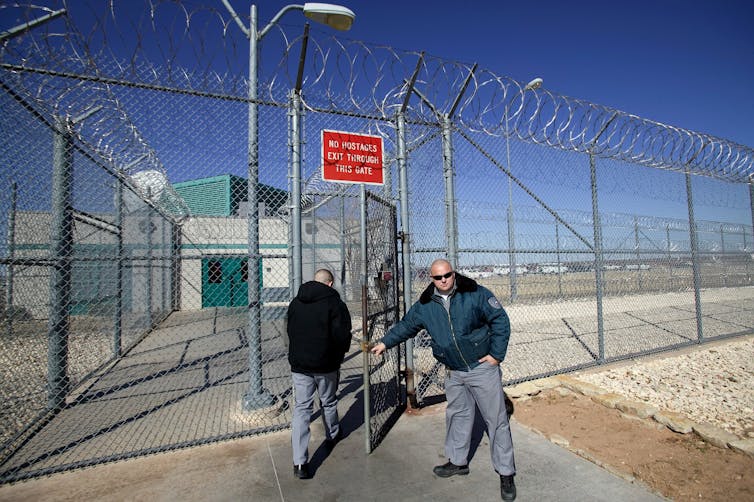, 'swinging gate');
360,189,405,453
